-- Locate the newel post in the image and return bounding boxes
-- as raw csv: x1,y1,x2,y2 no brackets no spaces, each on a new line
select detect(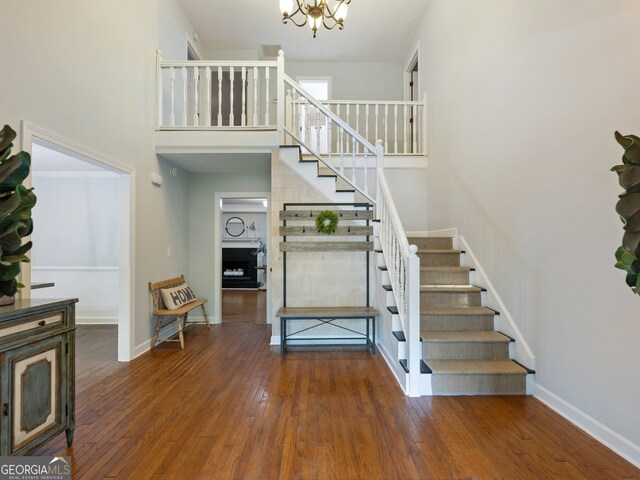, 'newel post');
156,49,163,130
406,244,422,396
277,50,285,143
